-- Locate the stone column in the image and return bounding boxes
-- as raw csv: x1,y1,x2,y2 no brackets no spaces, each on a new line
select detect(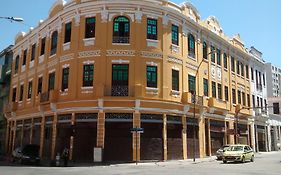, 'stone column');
69,113,75,161
12,120,17,152
39,116,45,158
97,112,105,148
207,118,211,156
228,120,235,144
182,115,187,160
20,120,24,147
273,126,279,151
255,124,259,152
266,125,271,152
132,112,141,161
198,116,205,158
30,118,34,144
250,123,255,151
51,114,58,160
163,114,167,161
5,121,10,153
